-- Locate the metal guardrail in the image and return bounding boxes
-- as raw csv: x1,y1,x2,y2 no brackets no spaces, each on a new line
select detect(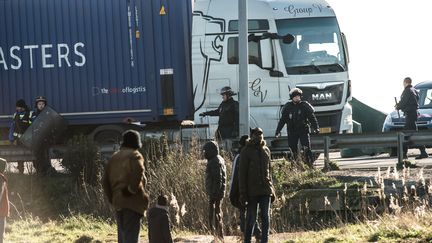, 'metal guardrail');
271,130,432,170
0,144,118,163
